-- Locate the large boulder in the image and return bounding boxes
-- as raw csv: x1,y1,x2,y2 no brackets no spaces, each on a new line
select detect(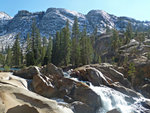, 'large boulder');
41,63,64,77
13,66,39,79
71,63,131,88
91,63,131,88
0,72,28,89
0,79,73,113
71,65,109,86
71,101,93,113
6,104,39,113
